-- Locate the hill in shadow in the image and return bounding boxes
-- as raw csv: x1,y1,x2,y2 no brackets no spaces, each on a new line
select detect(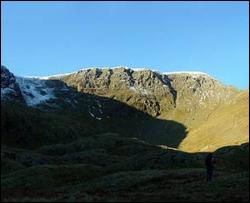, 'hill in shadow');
1,78,188,149
1,135,249,202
